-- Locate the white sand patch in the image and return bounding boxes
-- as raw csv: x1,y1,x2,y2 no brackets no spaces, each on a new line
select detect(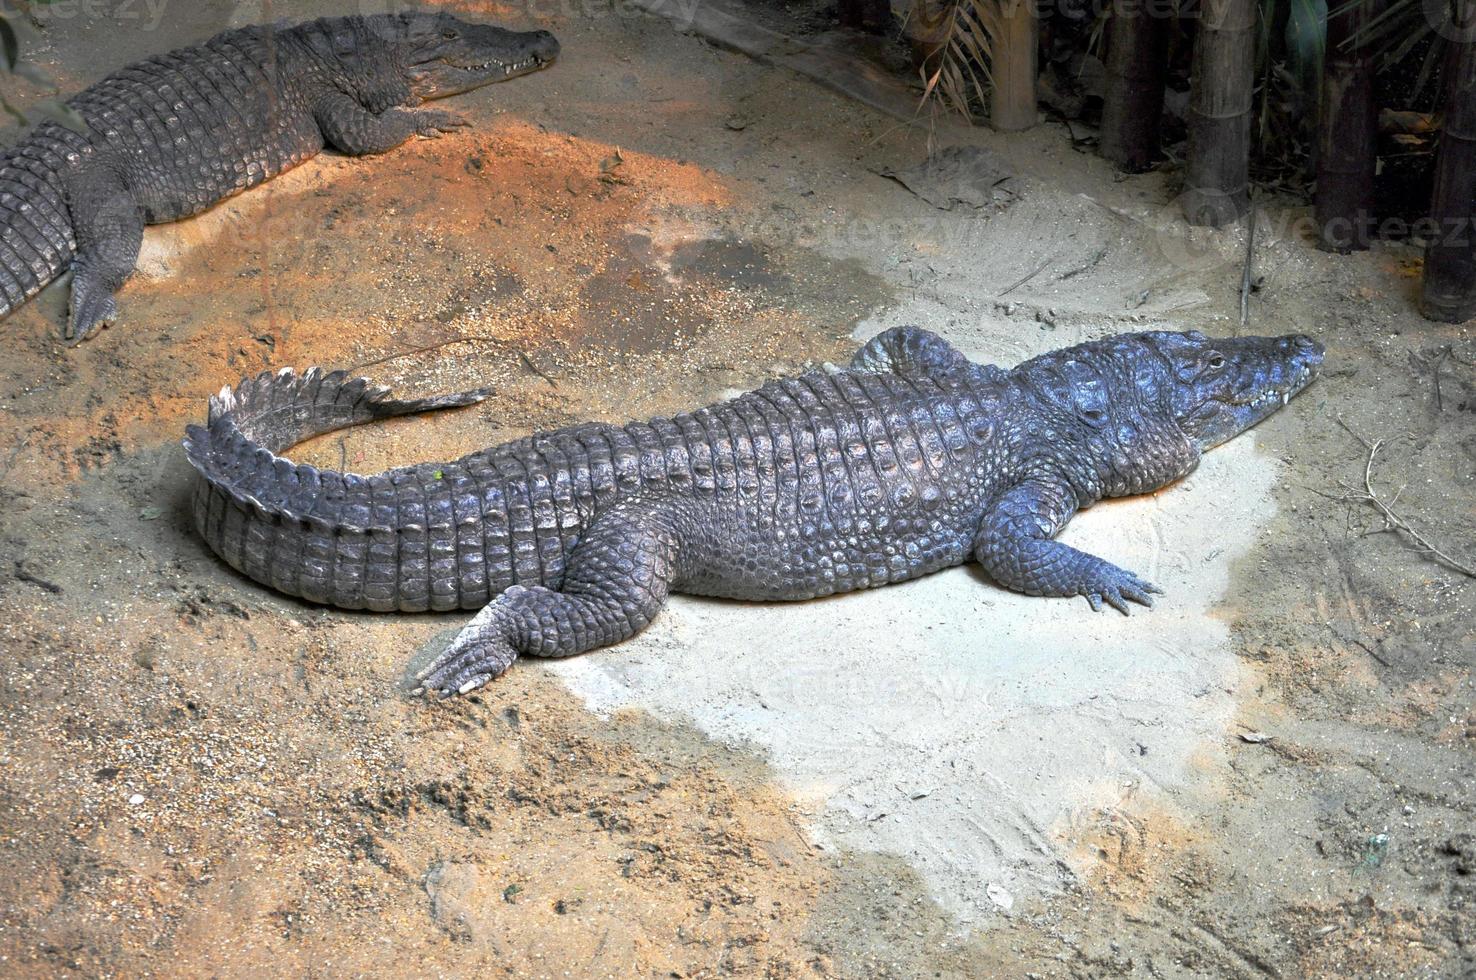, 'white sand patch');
548,318,1279,923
